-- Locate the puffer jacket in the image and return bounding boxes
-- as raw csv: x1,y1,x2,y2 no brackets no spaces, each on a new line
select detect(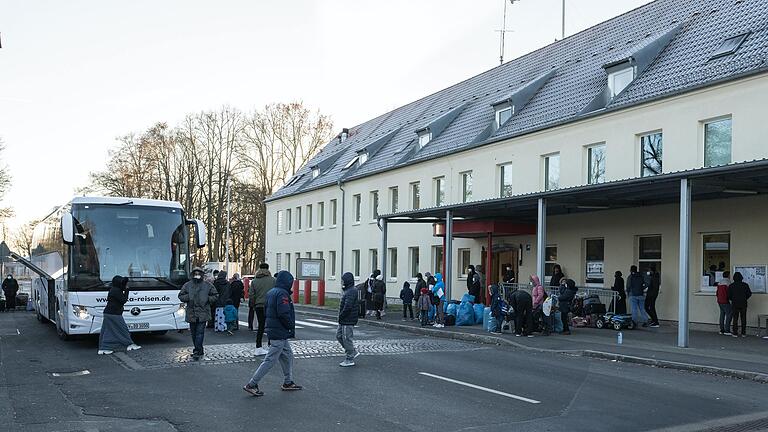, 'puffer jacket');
558,279,577,307
214,272,231,307
531,275,546,309
179,278,219,323
372,279,386,310
249,269,275,307
265,271,296,340
338,272,359,326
